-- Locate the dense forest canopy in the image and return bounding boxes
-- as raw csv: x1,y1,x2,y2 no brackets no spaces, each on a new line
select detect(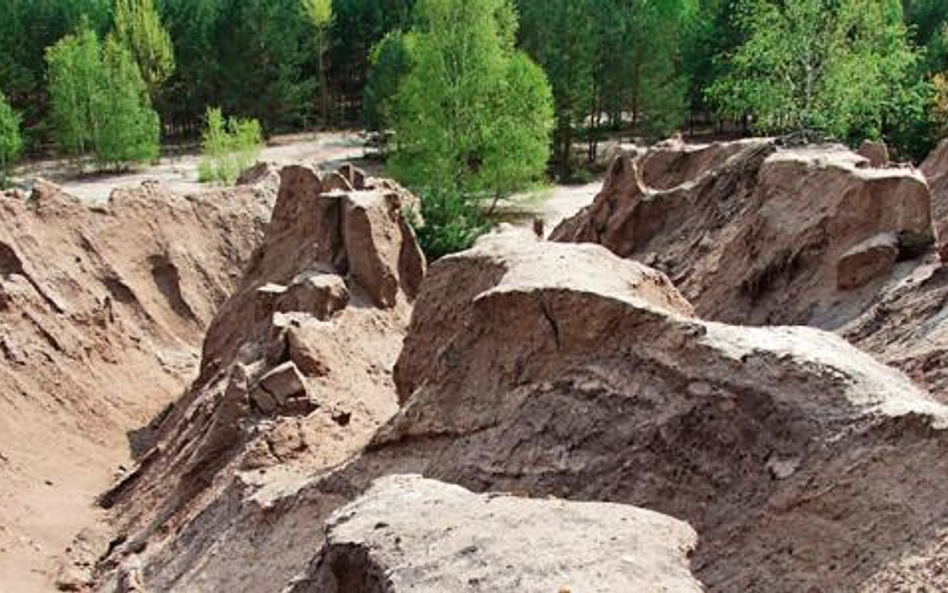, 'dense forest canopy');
1,0,948,171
